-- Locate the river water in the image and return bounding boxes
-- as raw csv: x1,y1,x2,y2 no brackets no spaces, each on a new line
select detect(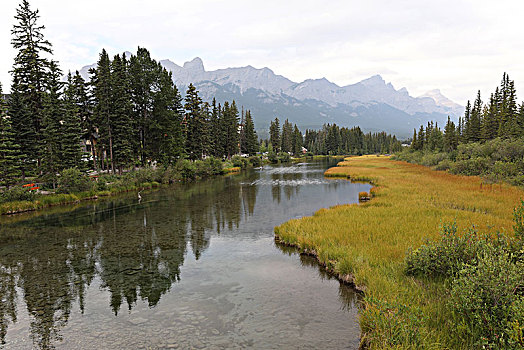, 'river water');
0,159,370,349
